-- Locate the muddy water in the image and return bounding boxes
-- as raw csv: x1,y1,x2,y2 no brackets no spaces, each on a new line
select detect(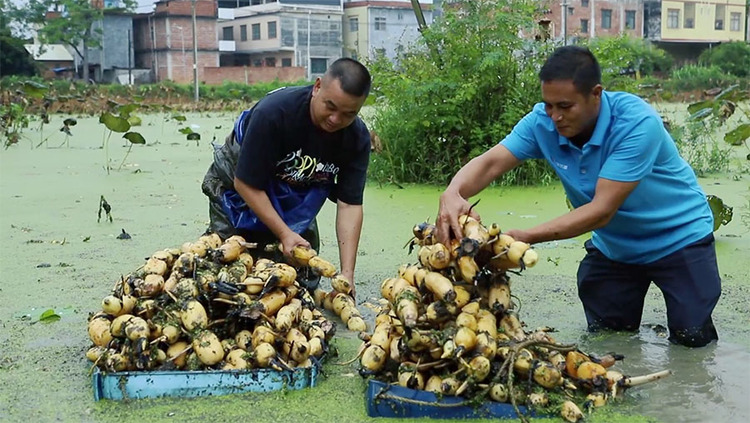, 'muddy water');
345,181,750,423
0,112,748,422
